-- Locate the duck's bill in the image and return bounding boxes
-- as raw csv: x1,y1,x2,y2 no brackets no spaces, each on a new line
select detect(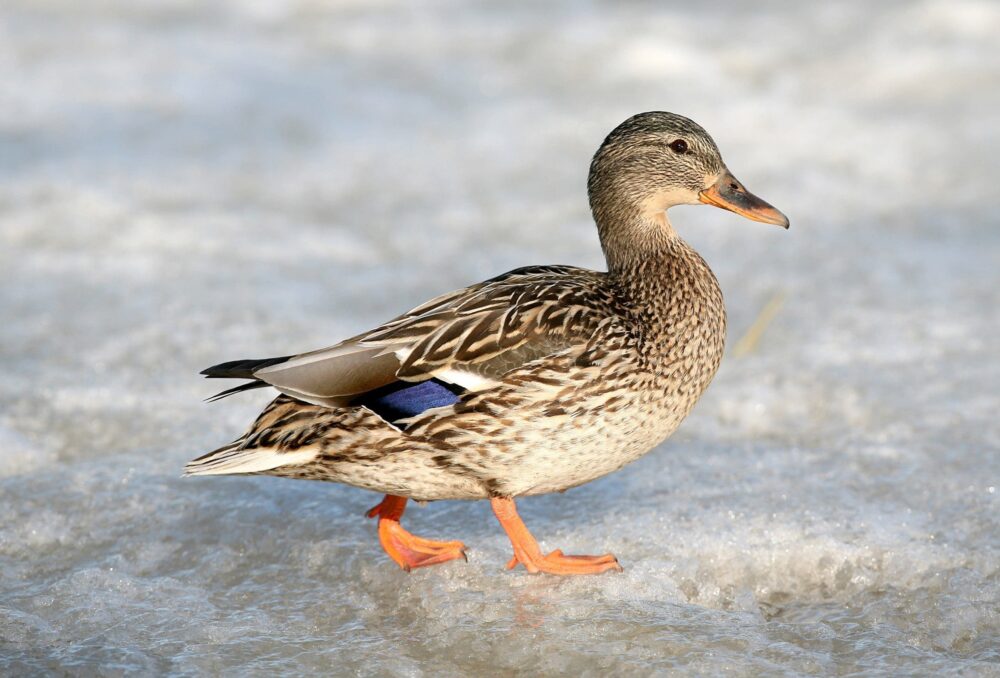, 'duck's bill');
699,170,790,228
